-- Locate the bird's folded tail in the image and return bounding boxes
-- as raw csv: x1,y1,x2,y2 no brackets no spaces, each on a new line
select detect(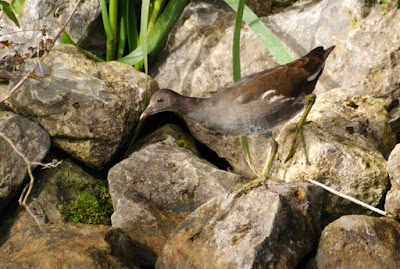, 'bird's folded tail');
305,45,335,61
